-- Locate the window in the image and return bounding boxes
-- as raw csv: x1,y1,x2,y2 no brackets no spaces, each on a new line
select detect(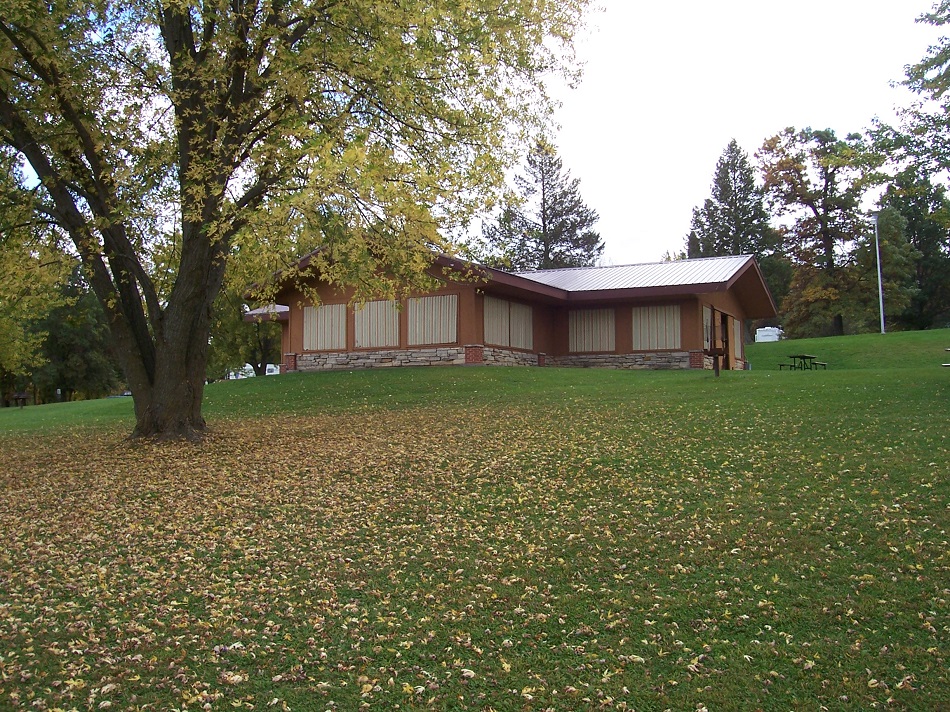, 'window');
569,309,615,353
484,296,533,350
303,303,346,351
355,300,399,348
408,294,457,345
484,296,510,346
632,305,681,350
510,302,533,350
